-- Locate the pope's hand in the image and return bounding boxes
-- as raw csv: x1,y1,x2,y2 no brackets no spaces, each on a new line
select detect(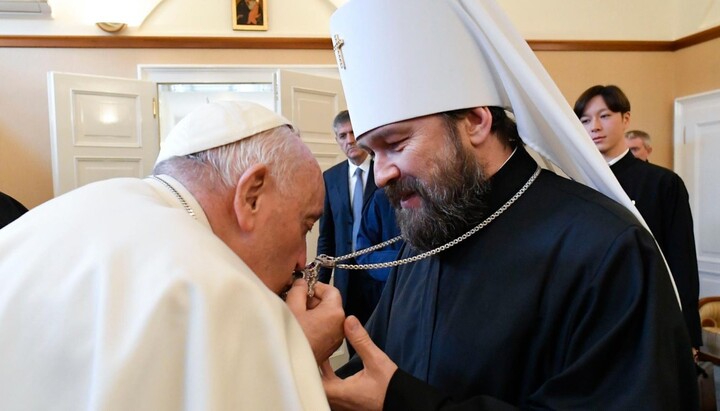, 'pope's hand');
286,279,345,364
321,315,398,411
